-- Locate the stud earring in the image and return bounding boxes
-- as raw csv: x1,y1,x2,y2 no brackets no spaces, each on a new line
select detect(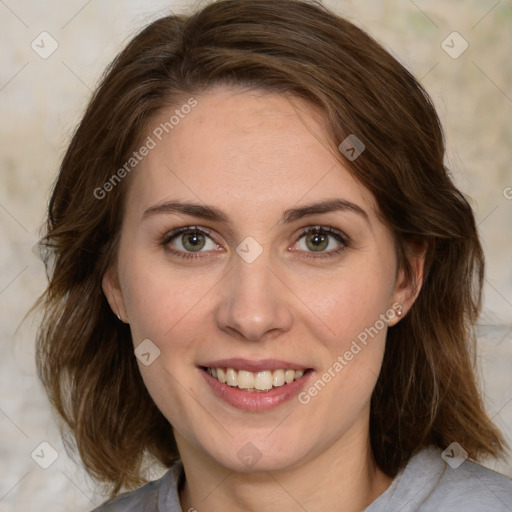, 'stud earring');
397,306,403,317
117,314,122,321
